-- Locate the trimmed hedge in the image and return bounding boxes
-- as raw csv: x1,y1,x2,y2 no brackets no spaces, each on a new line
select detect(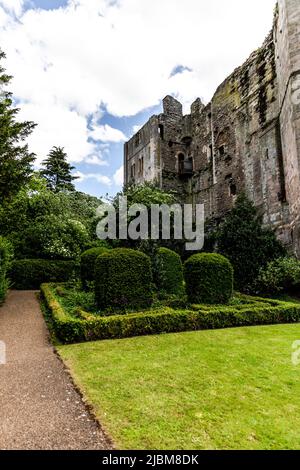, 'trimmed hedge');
10,259,78,290
184,253,233,304
94,248,153,312
41,283,300,344
0,237,12,303
80,247,109,289
154,247,184,295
